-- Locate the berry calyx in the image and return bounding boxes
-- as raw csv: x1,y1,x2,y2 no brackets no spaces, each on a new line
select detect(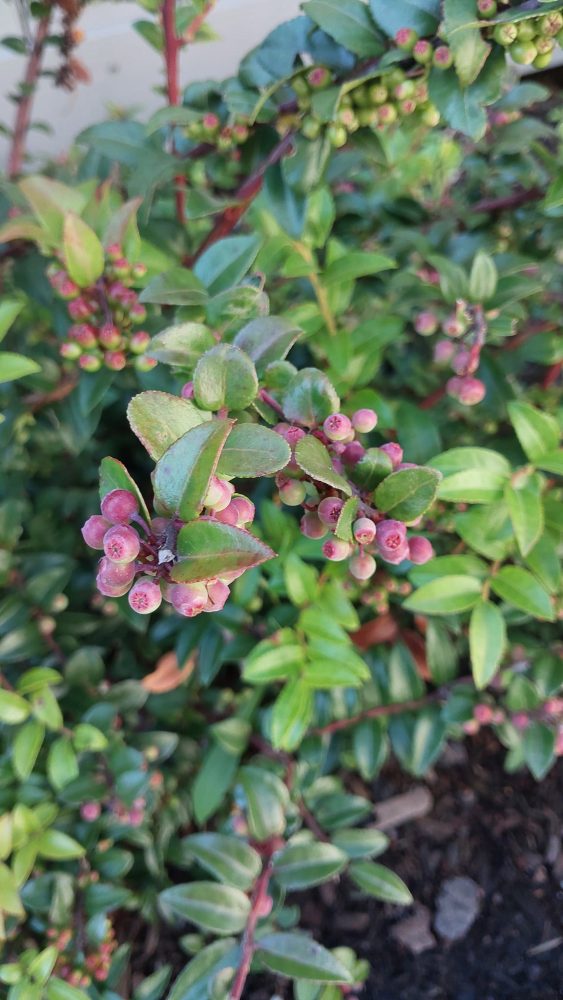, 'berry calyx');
322,538,353,561
323,413,353,442
103,524,141,564
353,517,376,545
318,496,345,527
493,23,518,46
394,27,418,51
128,578,162,614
